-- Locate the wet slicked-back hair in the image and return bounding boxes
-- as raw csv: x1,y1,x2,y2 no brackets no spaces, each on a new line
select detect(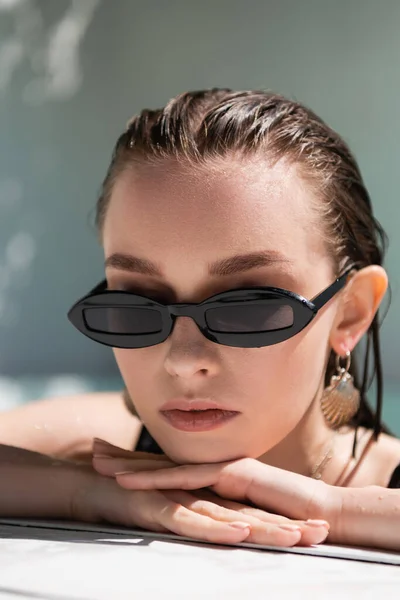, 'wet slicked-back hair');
96,88,390,453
